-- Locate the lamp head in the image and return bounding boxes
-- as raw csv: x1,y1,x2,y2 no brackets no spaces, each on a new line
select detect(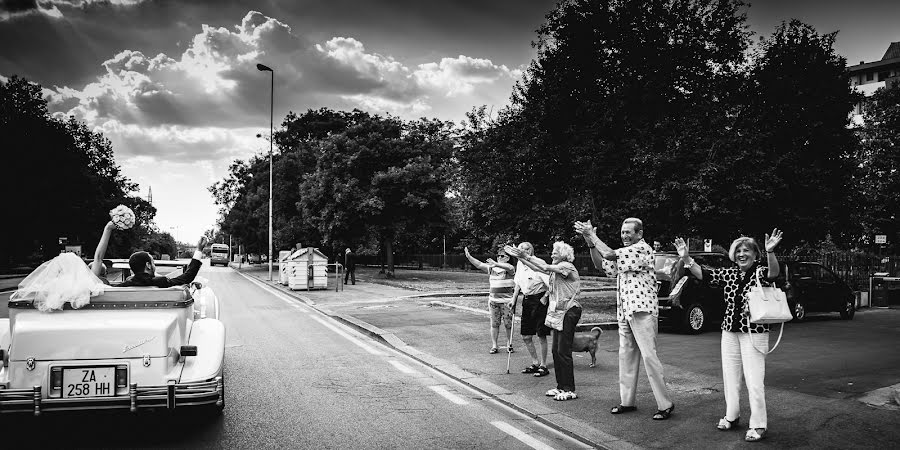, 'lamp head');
256,63,273,72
